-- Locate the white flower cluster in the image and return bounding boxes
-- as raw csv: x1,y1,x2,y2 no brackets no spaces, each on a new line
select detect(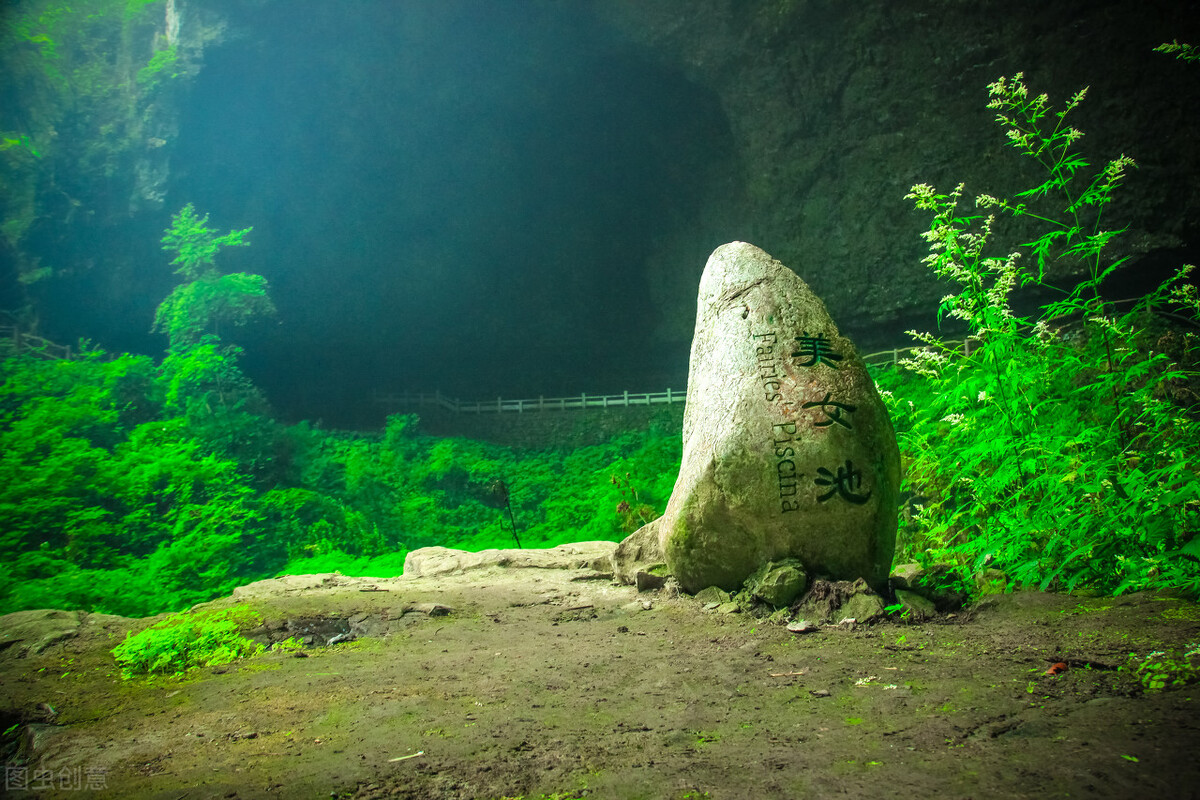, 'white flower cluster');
982,252,1022,321
1169,265,1199,313
898,331,949,379
905,183,940,211
1032,320,1059,344
976,193,1001,208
